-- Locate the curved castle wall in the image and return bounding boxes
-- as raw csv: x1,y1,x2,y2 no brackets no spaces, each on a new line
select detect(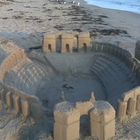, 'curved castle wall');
0,41,44,122
92,42,140,81
118,86,140,123
0,42,29,81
